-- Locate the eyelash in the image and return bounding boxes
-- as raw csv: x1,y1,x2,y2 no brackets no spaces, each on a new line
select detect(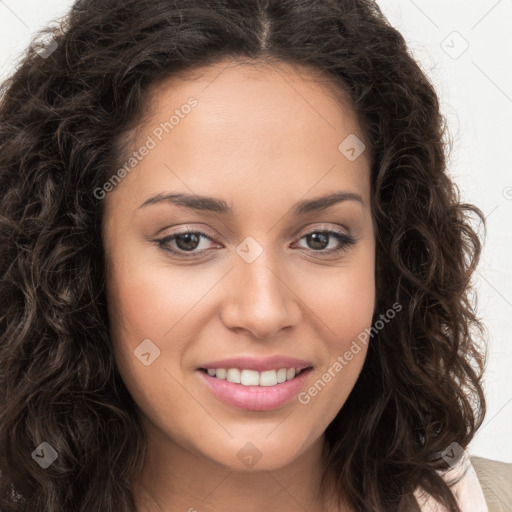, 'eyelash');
153,227,356,259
